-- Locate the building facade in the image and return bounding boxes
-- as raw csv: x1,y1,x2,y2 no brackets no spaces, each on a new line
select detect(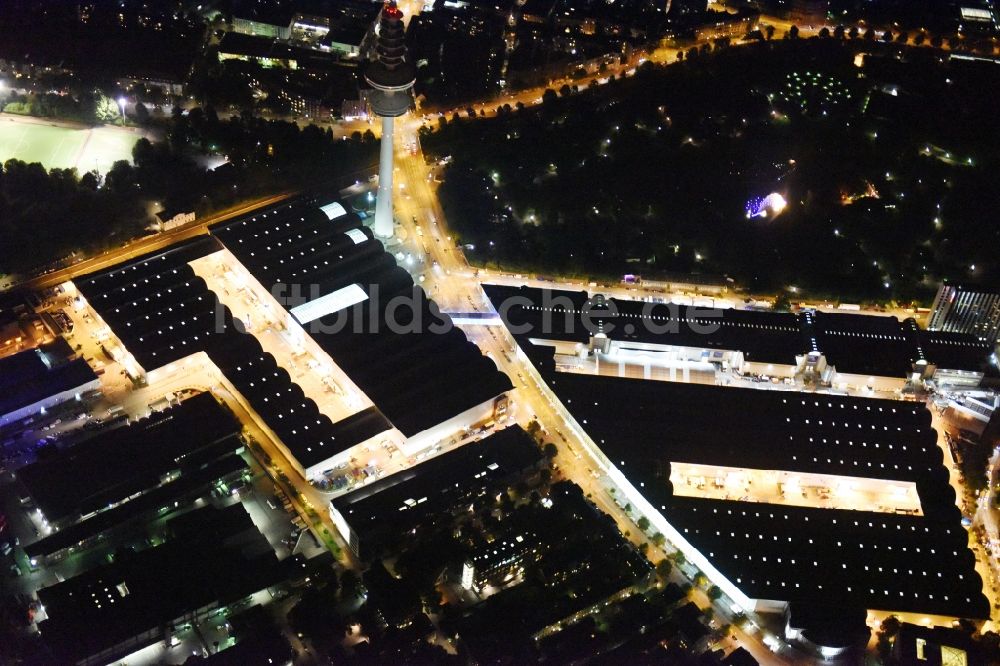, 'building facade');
929,283,1000,344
